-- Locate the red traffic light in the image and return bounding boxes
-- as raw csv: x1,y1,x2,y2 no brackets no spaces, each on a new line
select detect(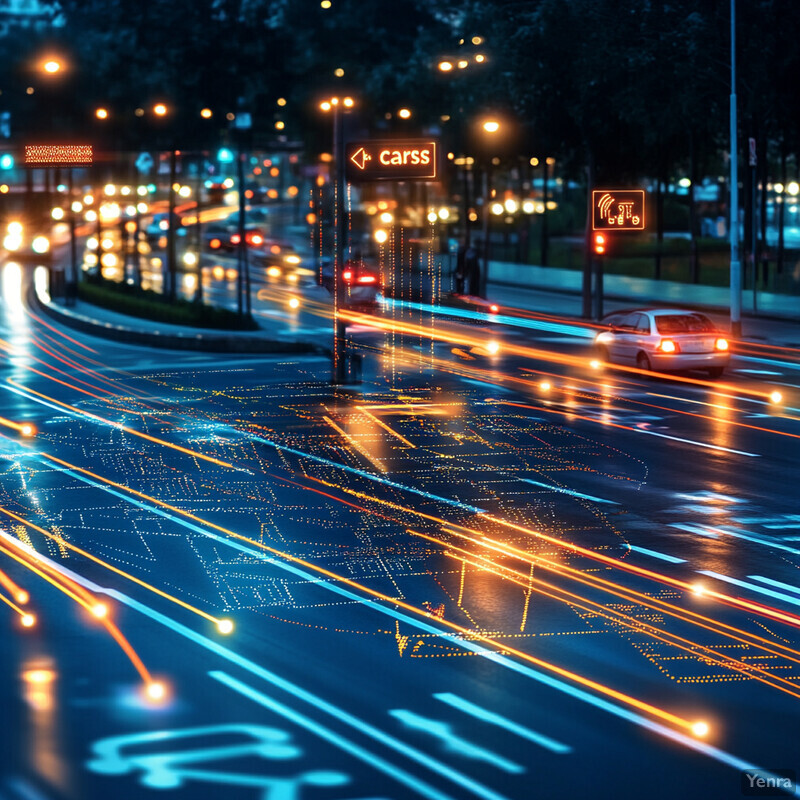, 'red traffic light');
593,232,606,255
